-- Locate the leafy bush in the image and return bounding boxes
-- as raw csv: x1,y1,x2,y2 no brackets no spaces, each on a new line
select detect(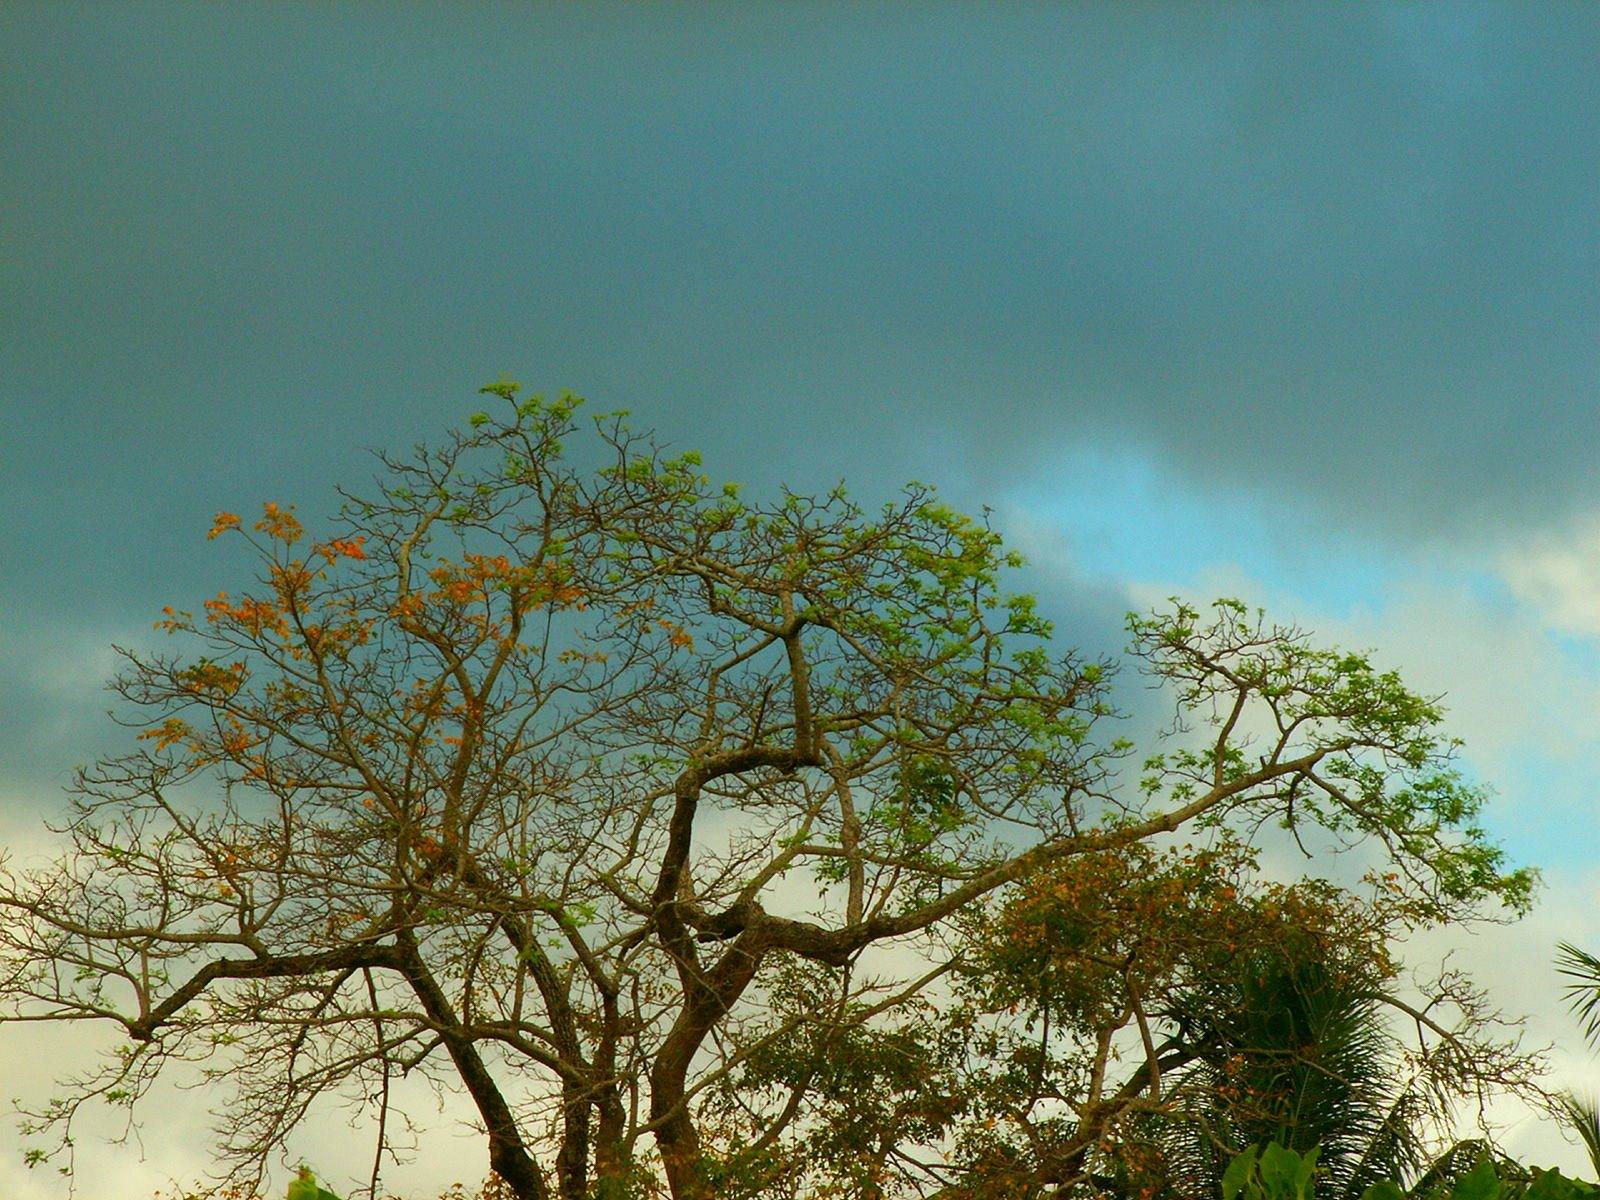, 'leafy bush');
1224,1142,1598,1200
